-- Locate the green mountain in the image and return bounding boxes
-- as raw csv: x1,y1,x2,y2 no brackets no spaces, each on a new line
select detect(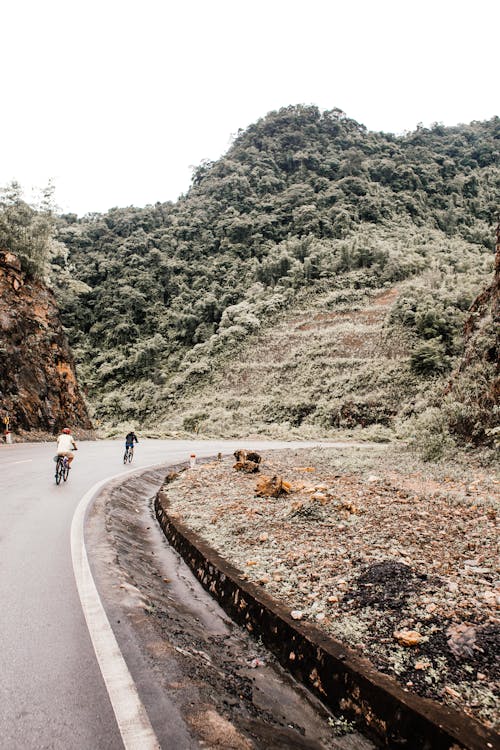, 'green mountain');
52,106,499,443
